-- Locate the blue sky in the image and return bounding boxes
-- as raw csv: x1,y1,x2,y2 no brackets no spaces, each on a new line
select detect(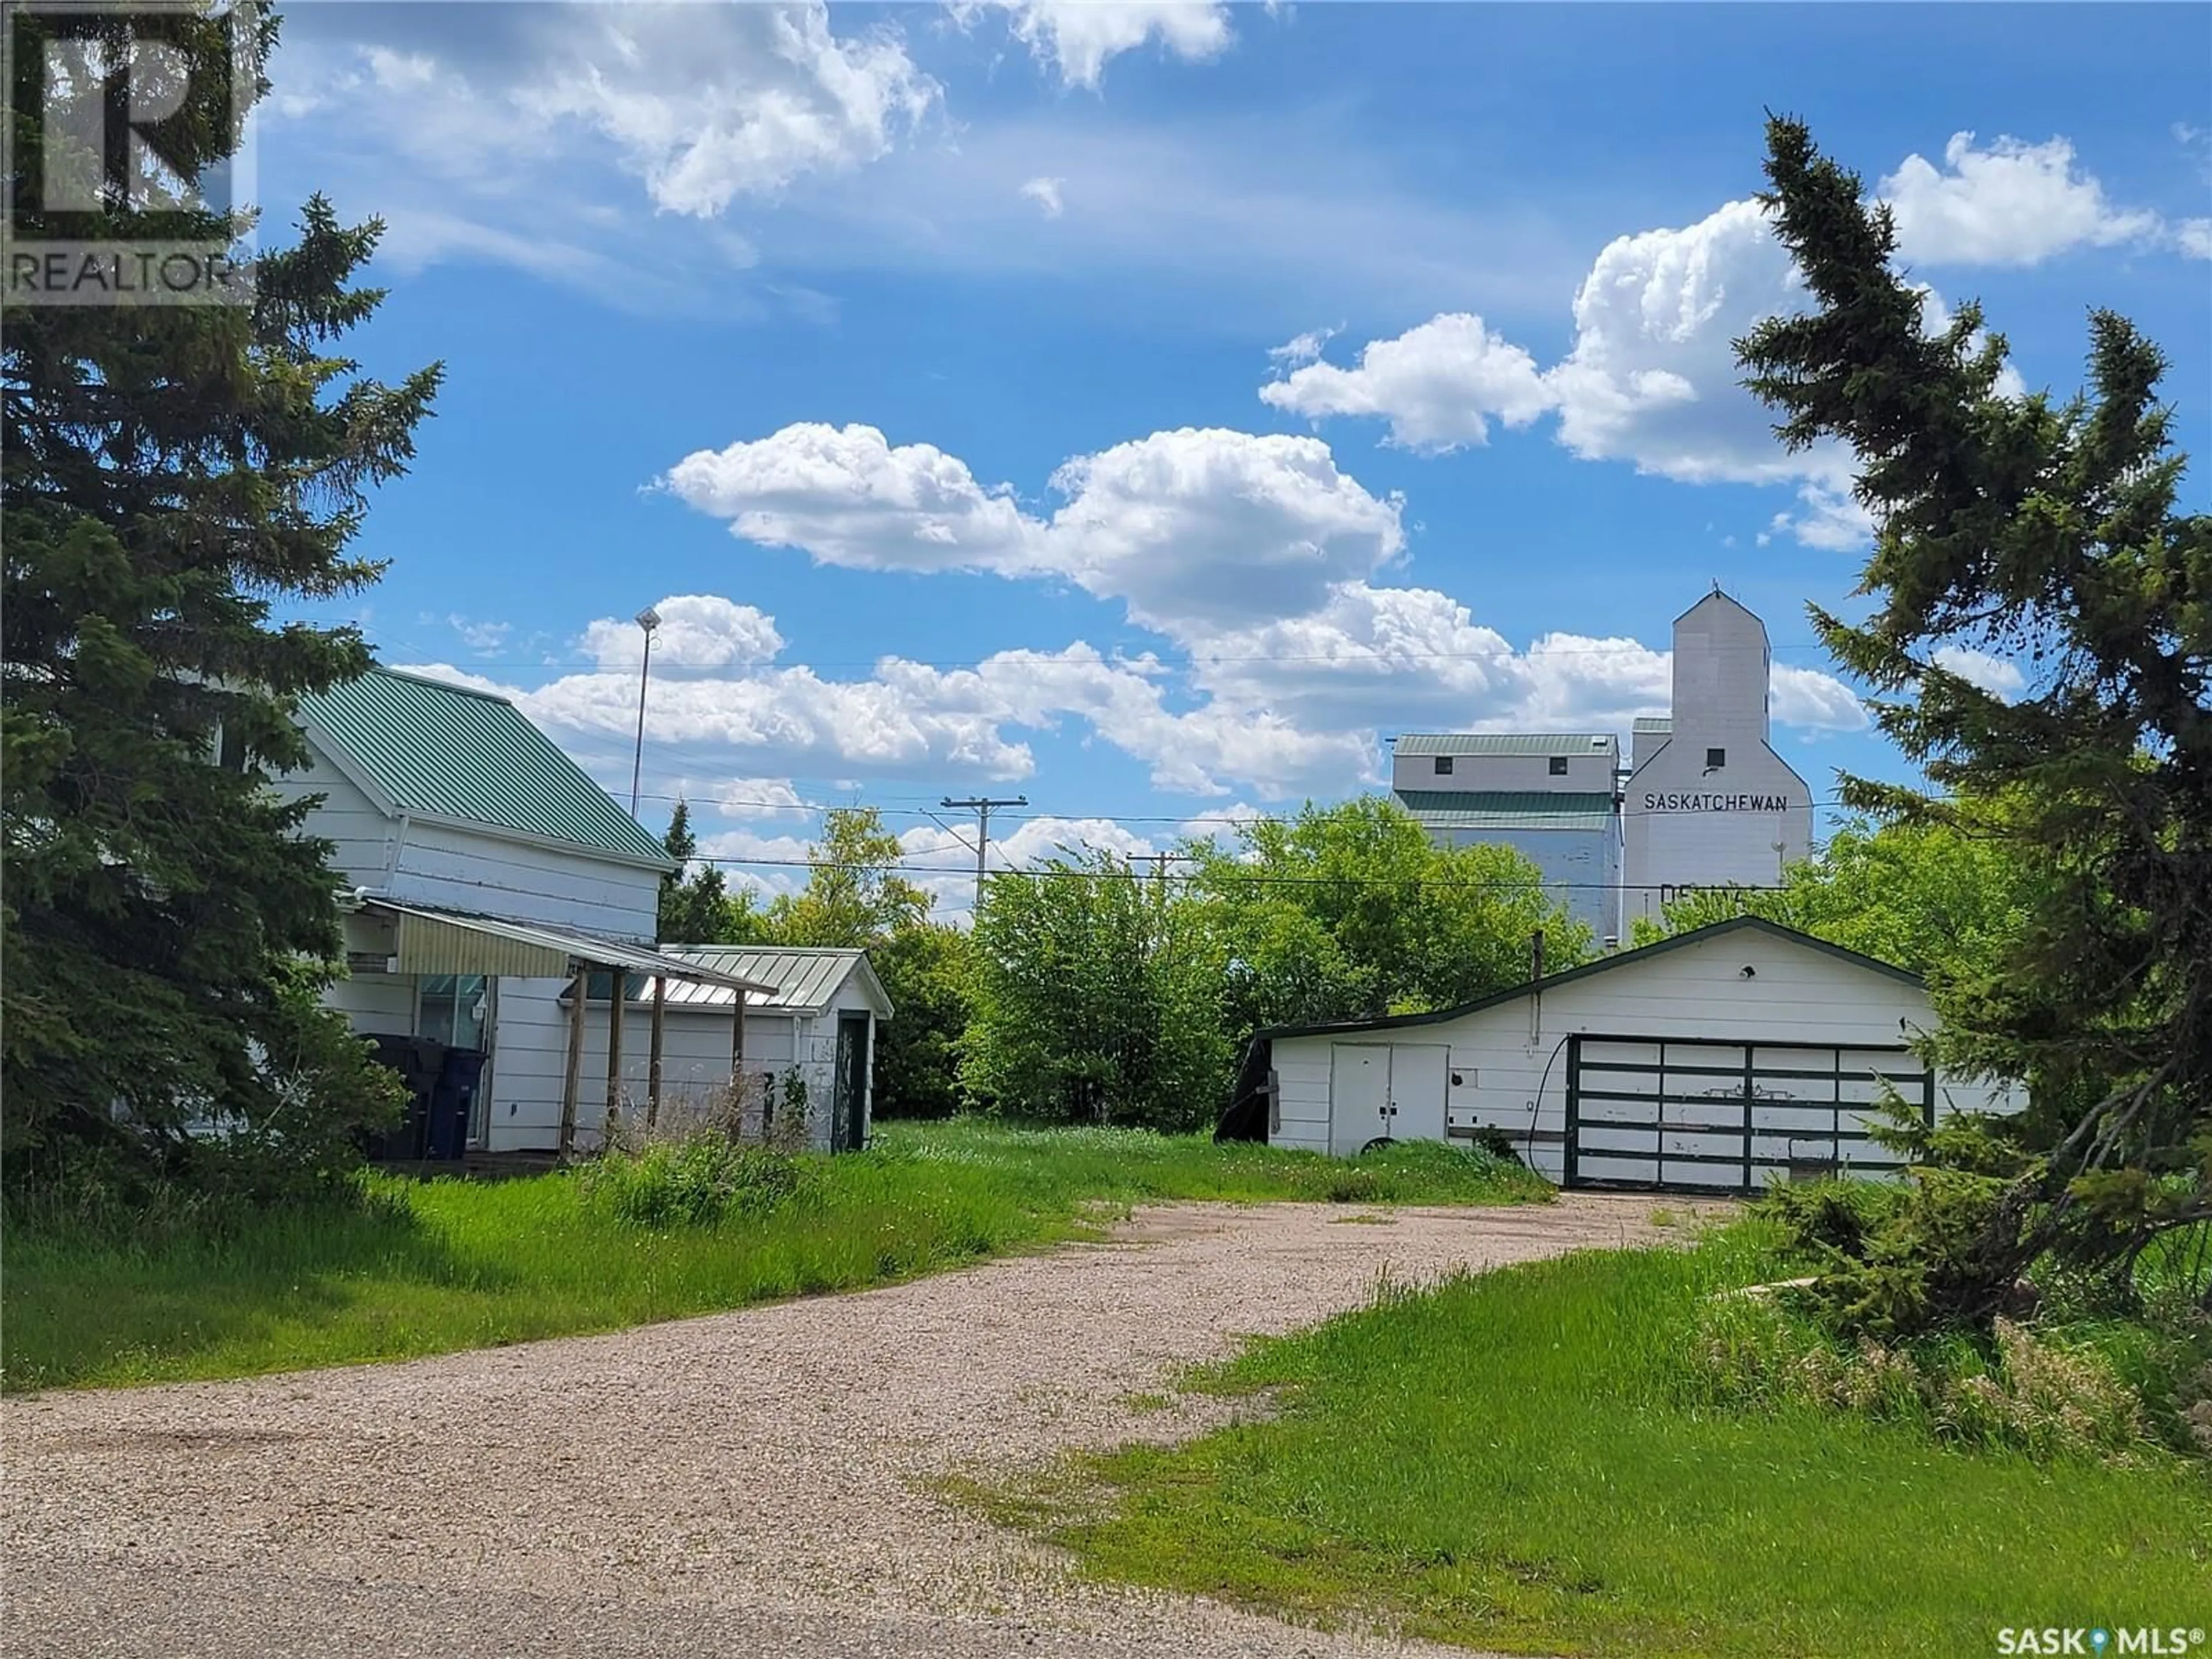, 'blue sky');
263,2,2212,913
